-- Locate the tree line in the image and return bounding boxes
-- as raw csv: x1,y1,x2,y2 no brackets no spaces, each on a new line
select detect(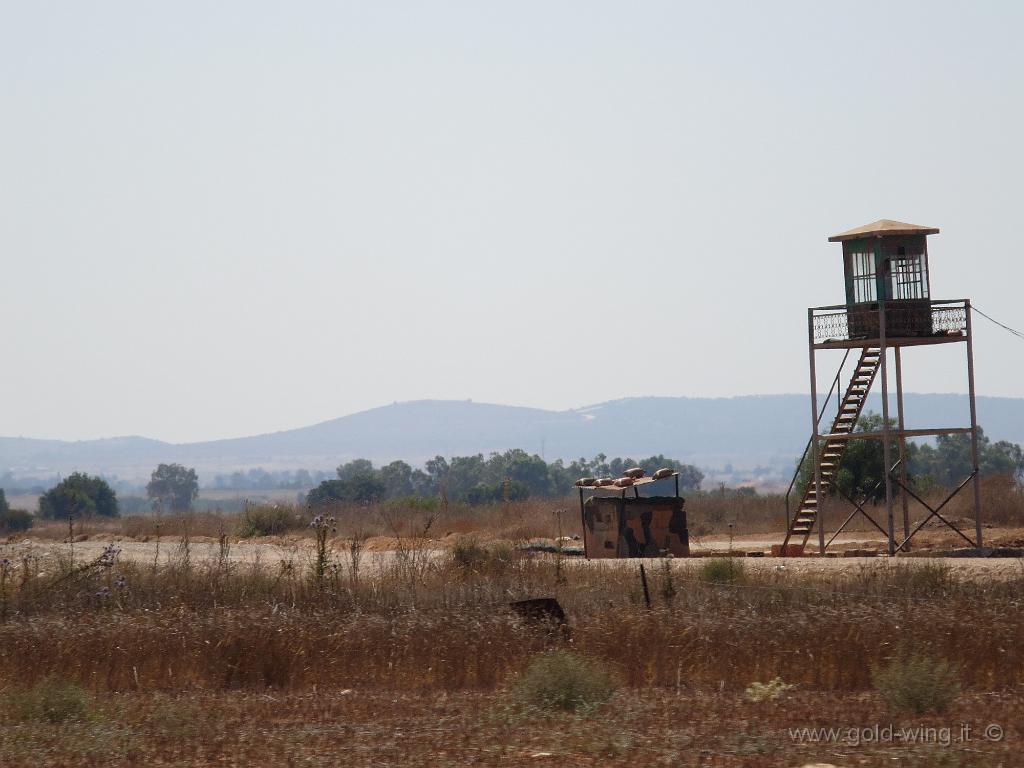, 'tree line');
25,463,200,521
7,424,1021,526
9,454,703,522
210,468,334,491
306,450,705,506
